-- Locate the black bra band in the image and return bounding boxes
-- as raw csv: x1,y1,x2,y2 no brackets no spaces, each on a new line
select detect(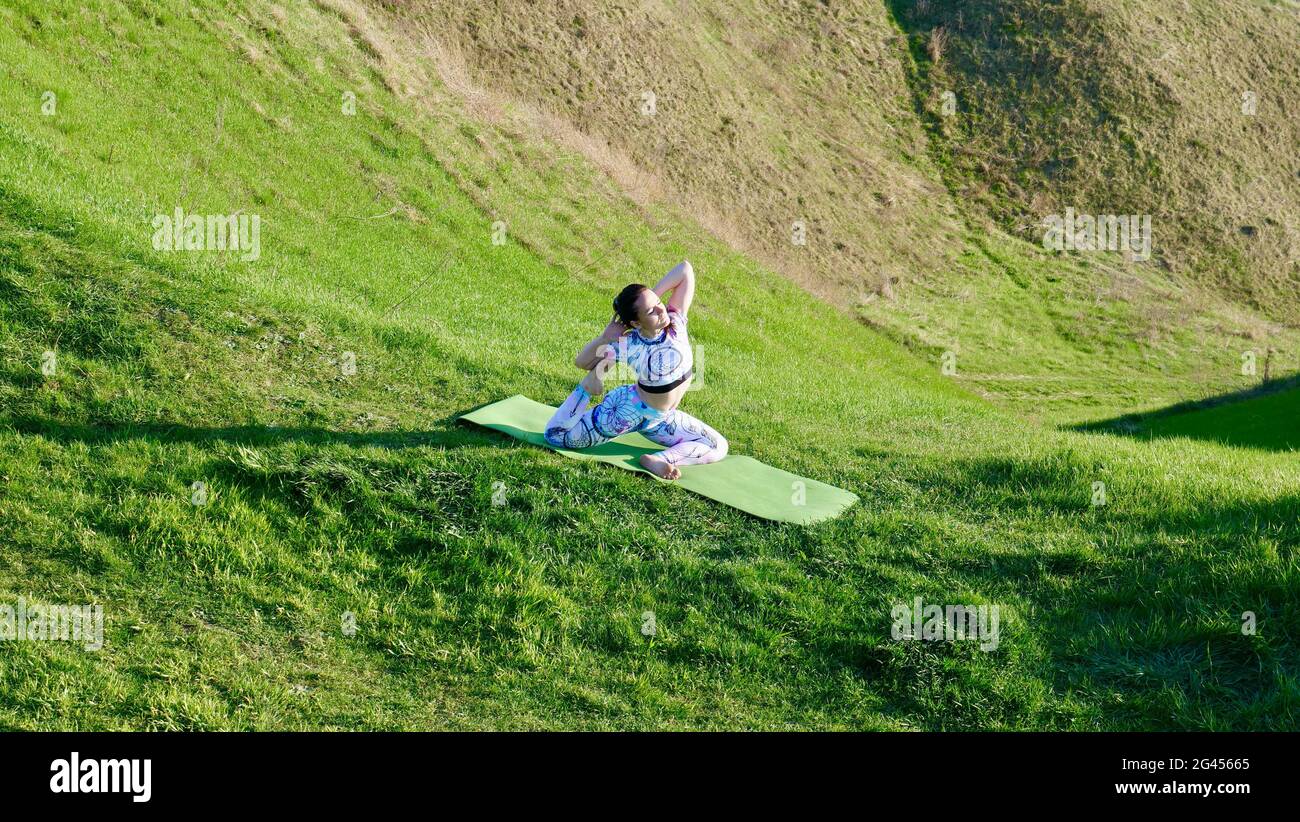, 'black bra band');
637,368,694,394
